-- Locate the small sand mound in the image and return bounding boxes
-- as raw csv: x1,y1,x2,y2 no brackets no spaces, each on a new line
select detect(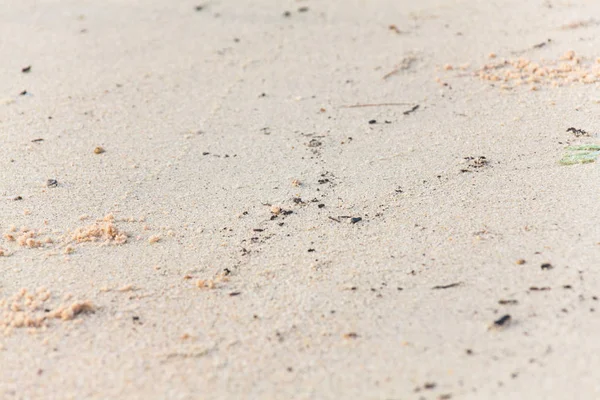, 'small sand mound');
0,288,95,336
71,221,127,245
